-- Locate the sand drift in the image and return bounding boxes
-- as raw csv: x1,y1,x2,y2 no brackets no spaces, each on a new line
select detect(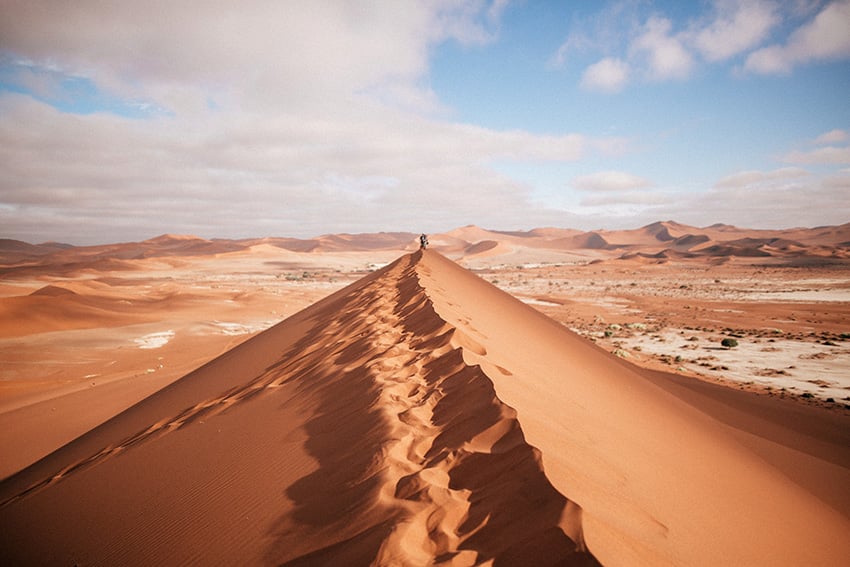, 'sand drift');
1,250,848,565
